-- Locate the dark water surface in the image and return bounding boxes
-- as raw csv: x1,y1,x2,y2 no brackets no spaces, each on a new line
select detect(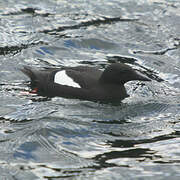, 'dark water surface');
0,0,180,179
